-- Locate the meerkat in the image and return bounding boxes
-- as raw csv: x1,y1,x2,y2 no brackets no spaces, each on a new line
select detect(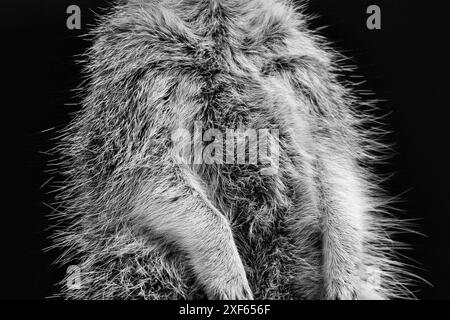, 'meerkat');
50,0,412,299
